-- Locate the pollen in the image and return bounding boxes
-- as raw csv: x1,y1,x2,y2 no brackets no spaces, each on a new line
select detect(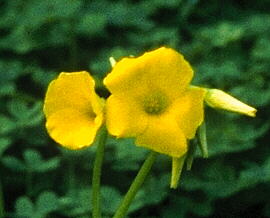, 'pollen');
143,91,169,115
